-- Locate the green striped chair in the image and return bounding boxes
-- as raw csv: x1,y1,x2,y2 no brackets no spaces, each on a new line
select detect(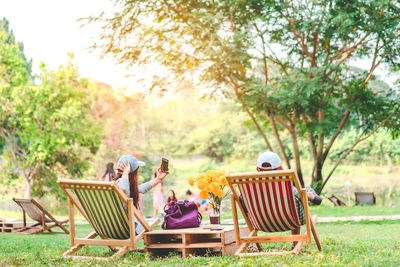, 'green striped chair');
58,179,160,261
